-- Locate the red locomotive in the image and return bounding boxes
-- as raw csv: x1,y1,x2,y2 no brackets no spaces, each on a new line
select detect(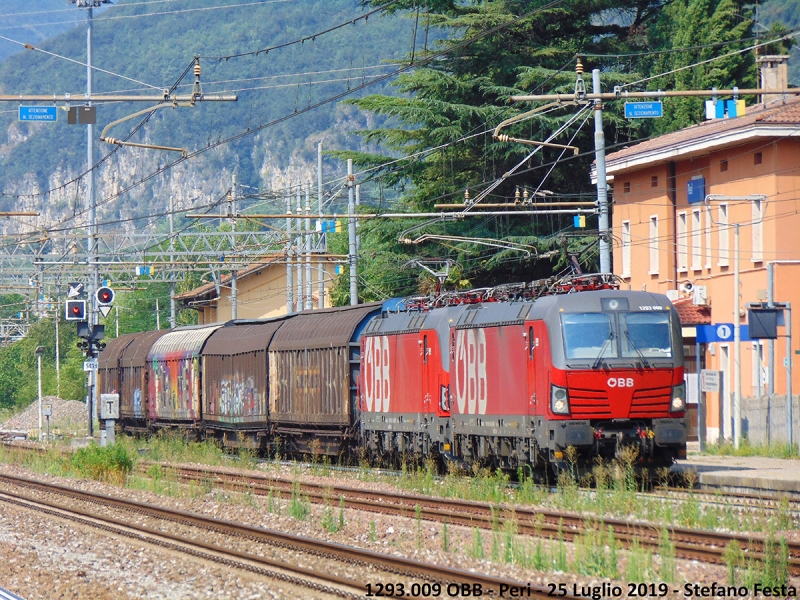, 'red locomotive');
360,276,687,474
